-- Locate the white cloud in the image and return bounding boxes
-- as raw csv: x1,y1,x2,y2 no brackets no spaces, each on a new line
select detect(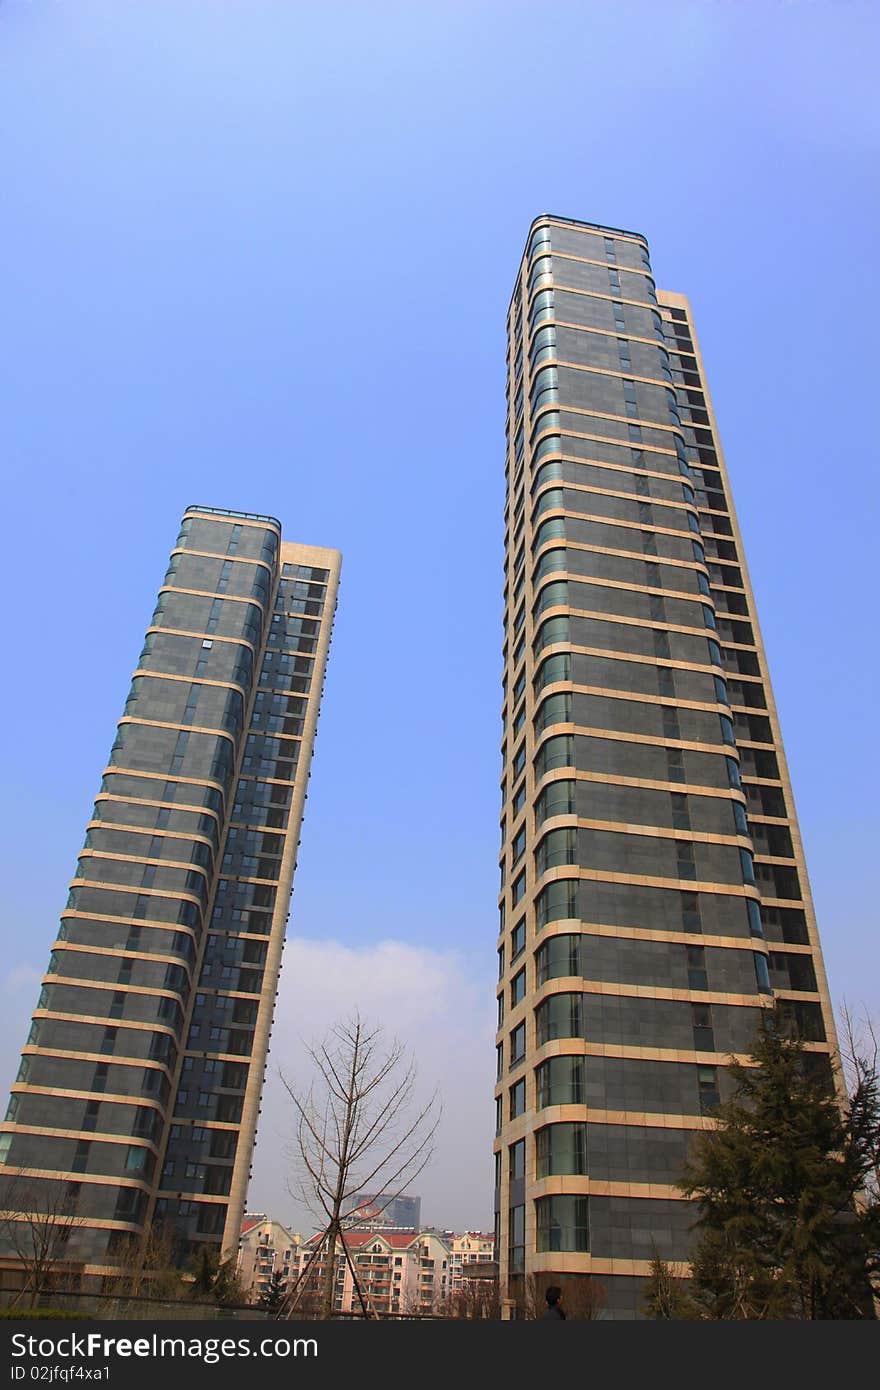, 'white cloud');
3,964,42,996
248,938,496,1237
